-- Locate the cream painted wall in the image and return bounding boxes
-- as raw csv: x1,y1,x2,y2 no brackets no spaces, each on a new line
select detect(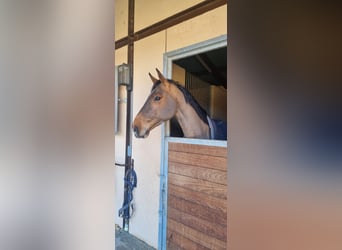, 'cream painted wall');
115,32,165,248
115,1,227,248
114,0,128,40
114,46,127,165
167,5,227,51
115,0,204,40
134,0,203,31
114,46,127,236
